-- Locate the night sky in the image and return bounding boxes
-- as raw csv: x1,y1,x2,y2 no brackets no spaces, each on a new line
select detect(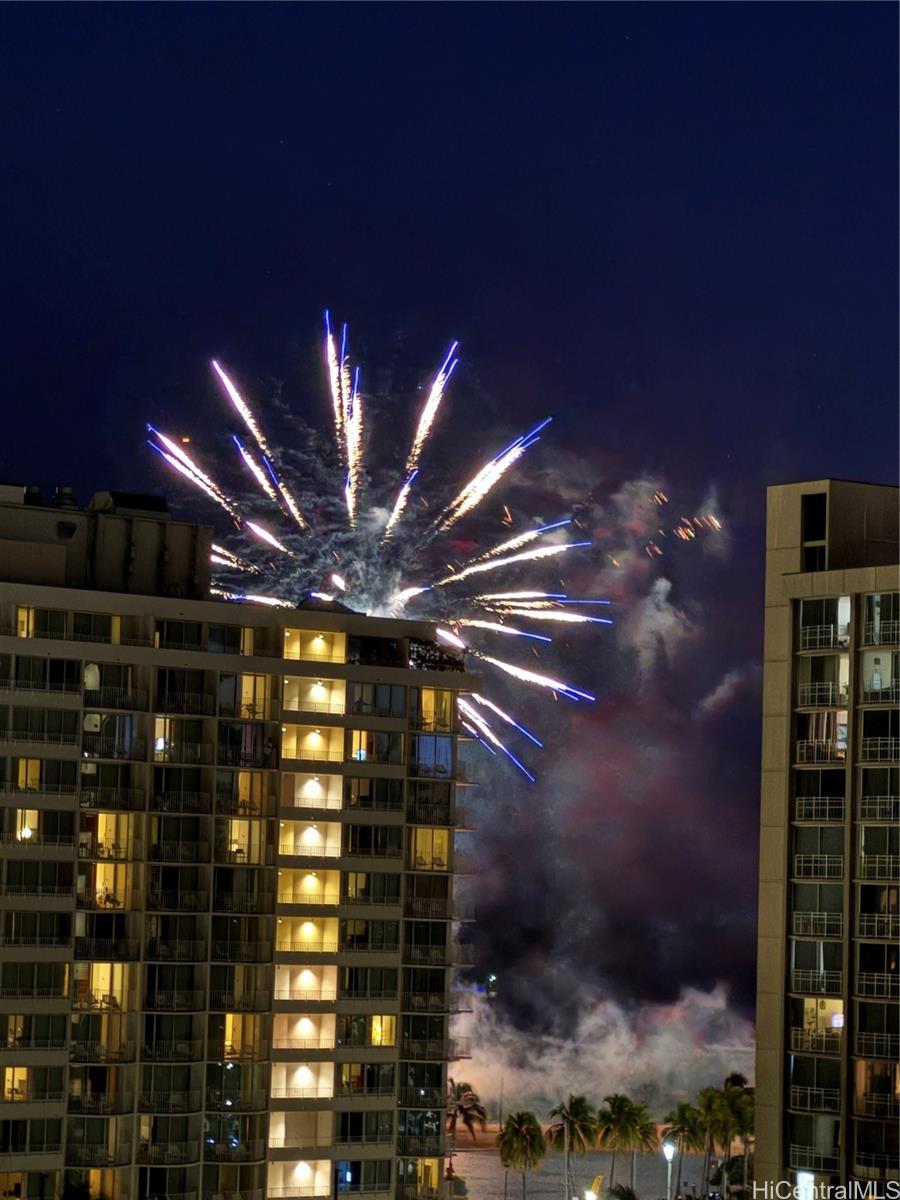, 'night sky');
2,4,897,1087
